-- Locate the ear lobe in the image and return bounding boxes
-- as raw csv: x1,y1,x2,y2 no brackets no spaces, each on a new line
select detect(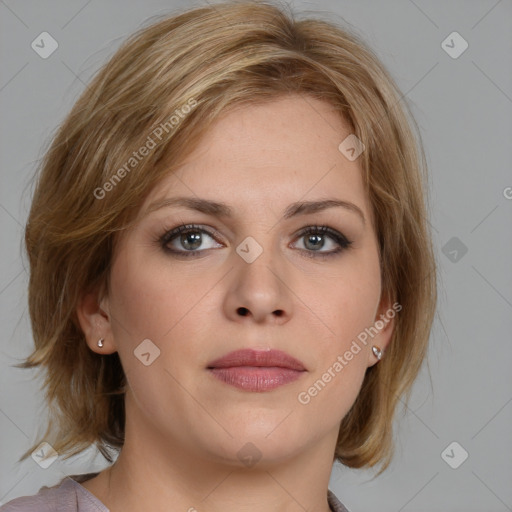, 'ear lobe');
76,287,117,355
367,293,398,367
